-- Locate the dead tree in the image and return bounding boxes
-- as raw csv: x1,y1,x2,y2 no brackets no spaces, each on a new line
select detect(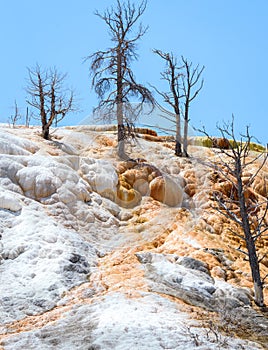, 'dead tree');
9,100,21,128
181,56,204,157
26,65,74,139
86,0,154,159
199,118,267,307
152,49,184,156
153,52,204,157
25,107,31,128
